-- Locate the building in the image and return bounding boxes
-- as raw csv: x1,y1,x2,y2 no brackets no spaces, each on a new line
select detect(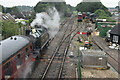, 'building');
109,23,120,45
0,12,15,22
